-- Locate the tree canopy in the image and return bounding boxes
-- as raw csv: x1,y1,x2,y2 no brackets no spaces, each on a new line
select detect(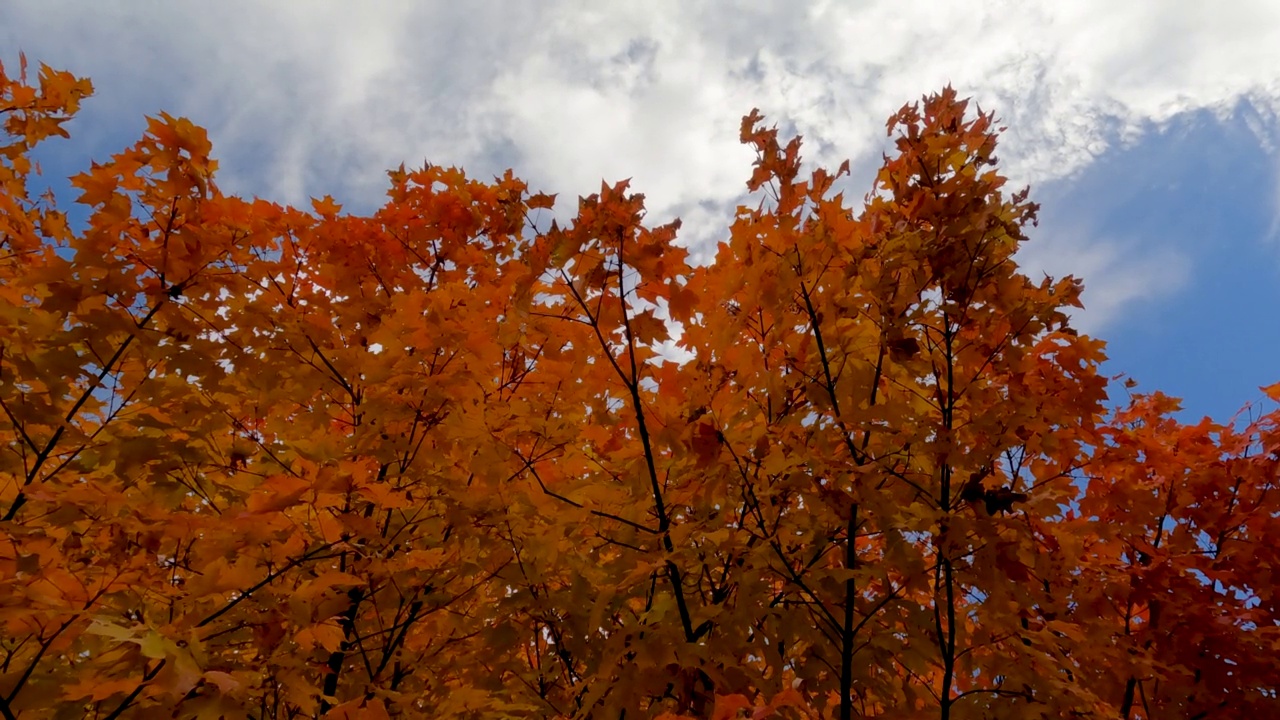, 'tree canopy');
1,58,1277,720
